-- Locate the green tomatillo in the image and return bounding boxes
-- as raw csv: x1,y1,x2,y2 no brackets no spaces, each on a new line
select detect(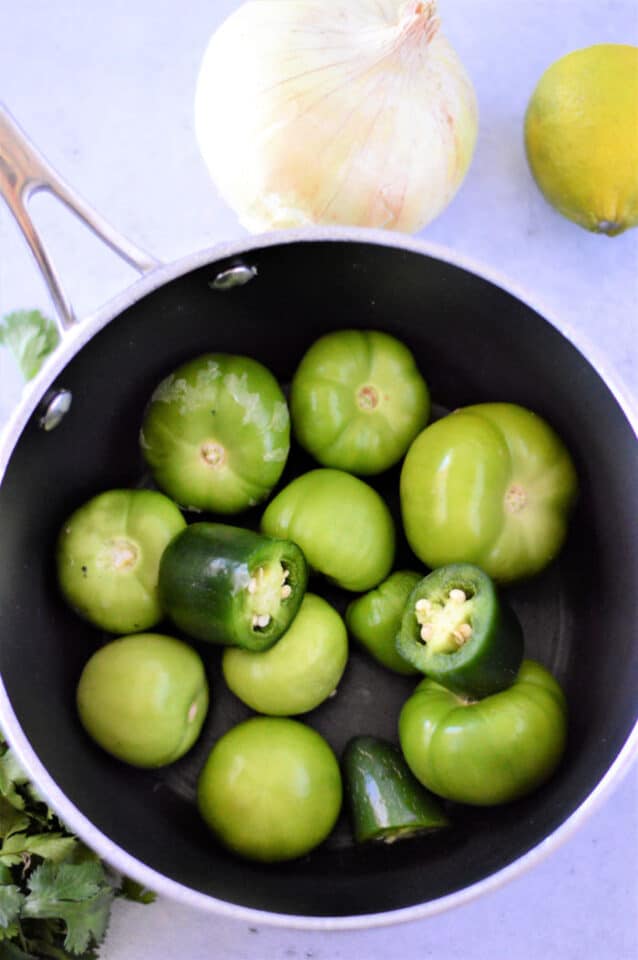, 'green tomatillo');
398,659,568,806
197,717,342,862
222,593,348,715
400,402,578,583
260,468,395,592
56,488,186,634
77,633,209,768
140,353,290,514
290,329,430,475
